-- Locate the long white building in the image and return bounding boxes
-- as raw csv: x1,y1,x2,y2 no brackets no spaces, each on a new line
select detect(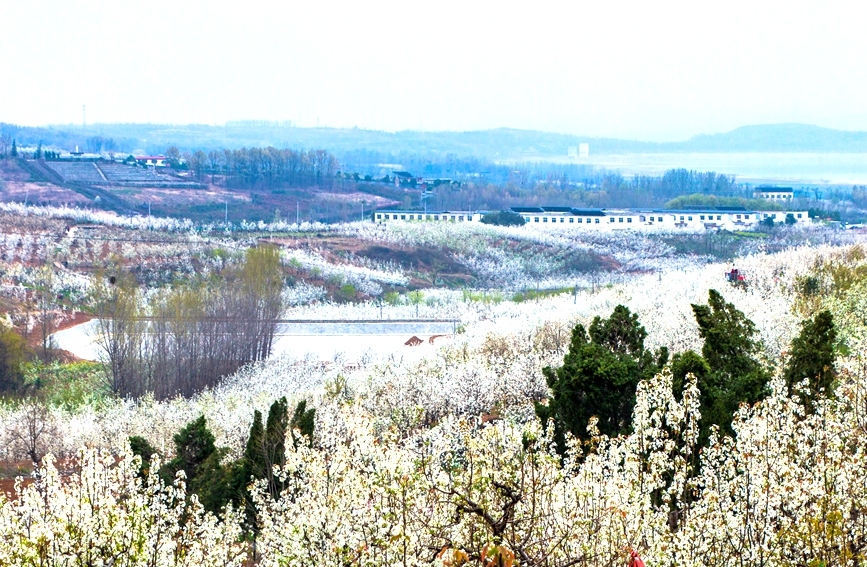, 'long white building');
373,206,809,232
